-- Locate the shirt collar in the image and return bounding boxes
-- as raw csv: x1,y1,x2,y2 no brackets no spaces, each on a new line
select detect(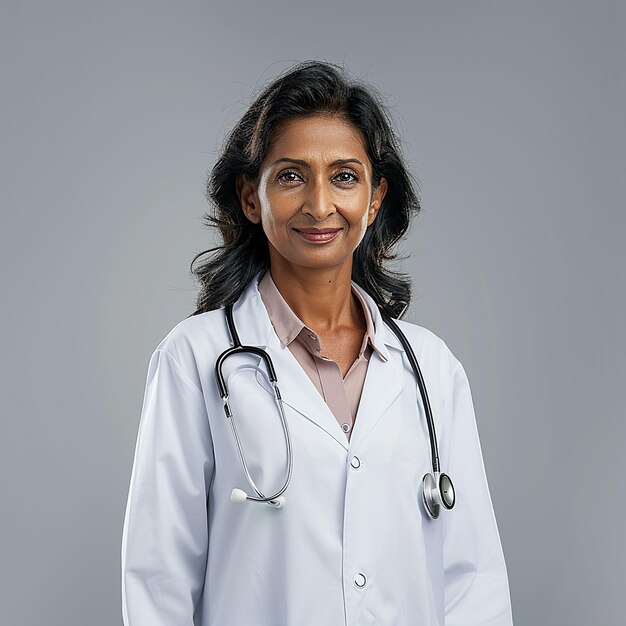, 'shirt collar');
257,268,388,362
